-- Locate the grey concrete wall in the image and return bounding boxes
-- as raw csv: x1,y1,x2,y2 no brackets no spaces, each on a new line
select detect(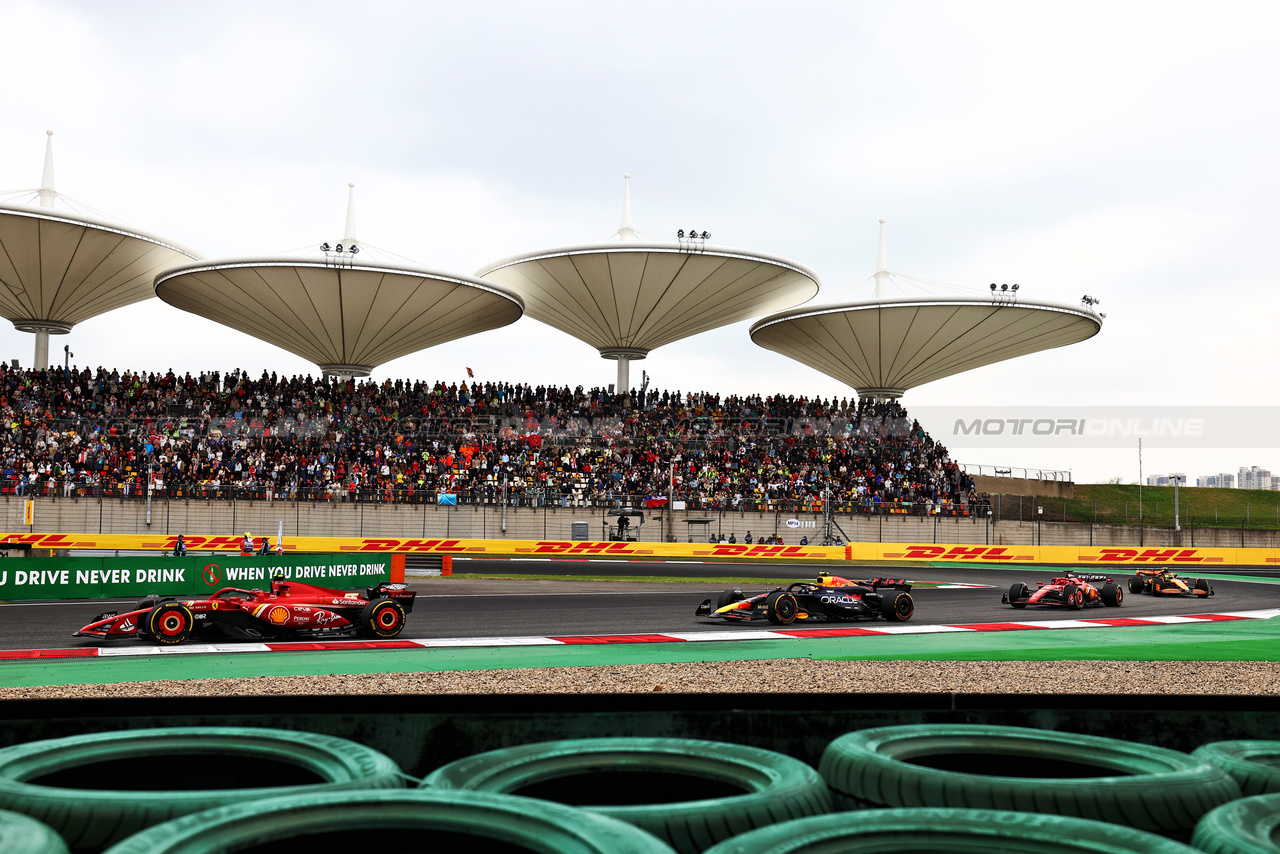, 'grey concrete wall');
973,475,1074,499
3,495,1277,548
